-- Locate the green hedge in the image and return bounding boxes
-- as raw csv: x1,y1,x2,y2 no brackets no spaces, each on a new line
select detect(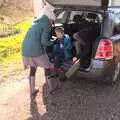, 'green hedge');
0,23,21,37
0,20,32,61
